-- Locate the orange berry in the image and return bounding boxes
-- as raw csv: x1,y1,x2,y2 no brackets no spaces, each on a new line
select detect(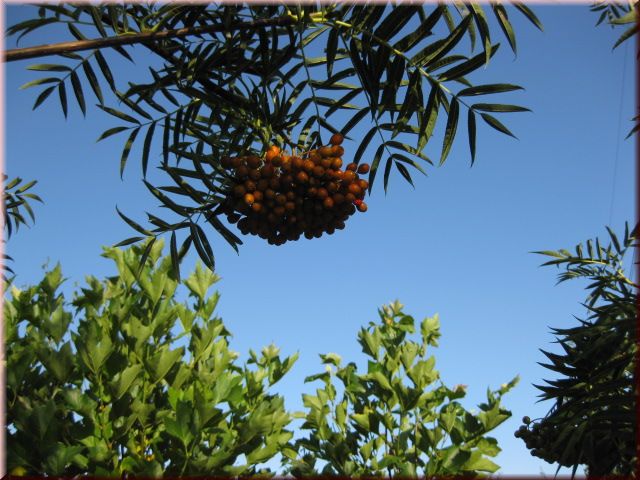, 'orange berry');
253,190,264,202
303,159,315,172
247,155,261,169
296,171,309,183
348,183,362,196
252,202,263,213
357,163,370,174
323,197,334,209
292,156,304,170
331,145,344,157
319,146,333,157
265,145,281,162
317,187,328,200
358,179,369,191
236,165,249,178
330,133,344,146
342,170,356,183
318,157,330,169
244,193,255,205
332,157,343,169
346,163,357,172
313,166,325,178
357,201,368,212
